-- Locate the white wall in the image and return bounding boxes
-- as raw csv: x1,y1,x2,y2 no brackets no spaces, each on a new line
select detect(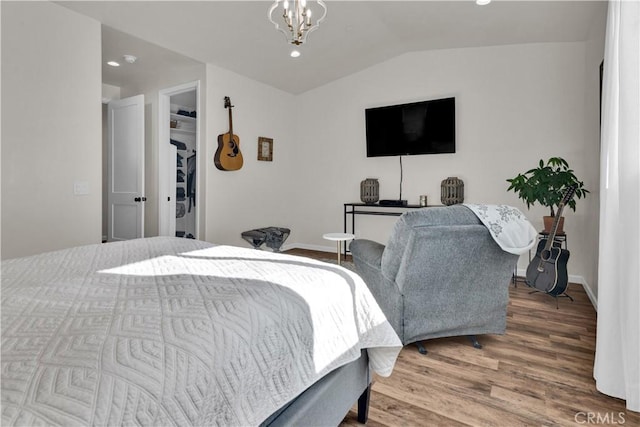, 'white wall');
102,83,121,103
581,3,608,302
290,42,602,293
204,64,296,246
1,1,102,259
